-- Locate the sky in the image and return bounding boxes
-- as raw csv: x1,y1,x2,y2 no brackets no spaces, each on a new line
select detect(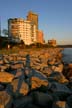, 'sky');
0,0,72,45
